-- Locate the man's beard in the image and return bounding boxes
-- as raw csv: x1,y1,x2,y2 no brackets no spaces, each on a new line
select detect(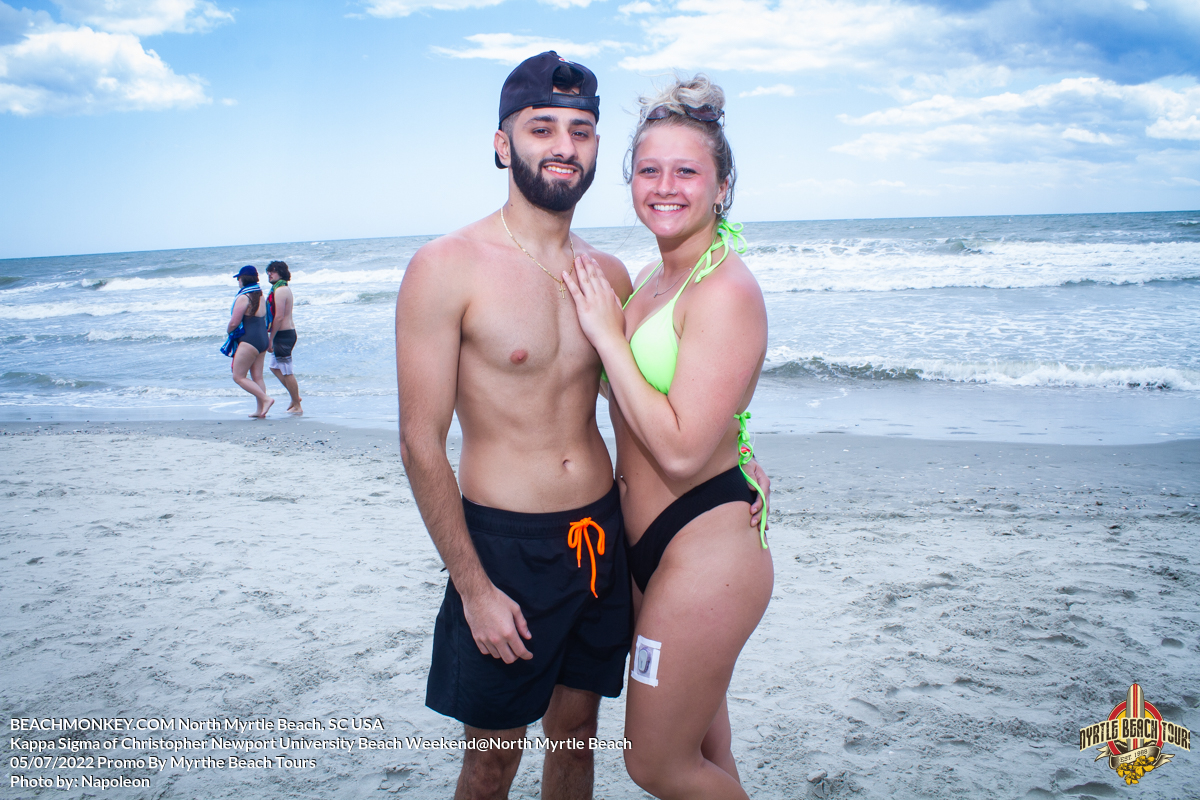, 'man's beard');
510,143,596,213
